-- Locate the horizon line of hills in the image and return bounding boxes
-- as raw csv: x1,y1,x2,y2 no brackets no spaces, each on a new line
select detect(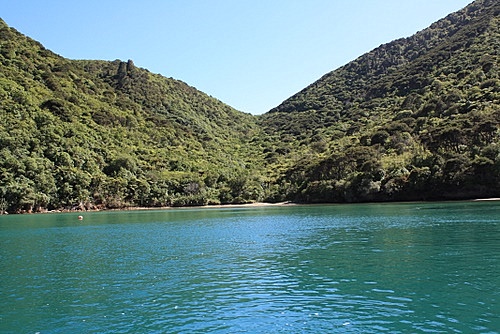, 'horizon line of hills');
0,0,498,213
